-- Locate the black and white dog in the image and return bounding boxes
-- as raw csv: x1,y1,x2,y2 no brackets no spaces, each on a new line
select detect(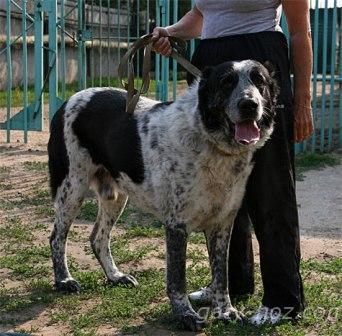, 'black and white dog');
48,60,279,331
